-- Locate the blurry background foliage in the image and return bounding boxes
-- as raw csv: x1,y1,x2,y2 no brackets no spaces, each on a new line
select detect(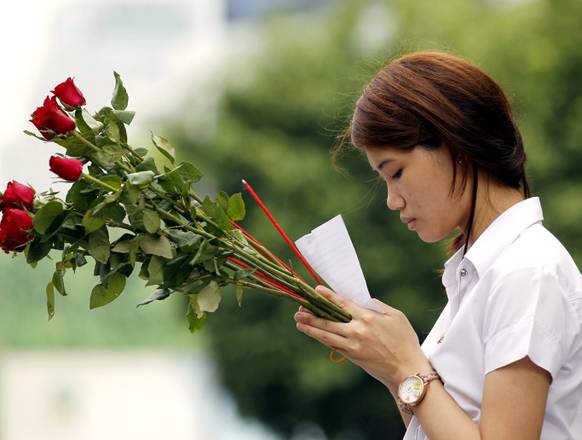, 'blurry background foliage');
169,0,582,438
1,0,581,439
